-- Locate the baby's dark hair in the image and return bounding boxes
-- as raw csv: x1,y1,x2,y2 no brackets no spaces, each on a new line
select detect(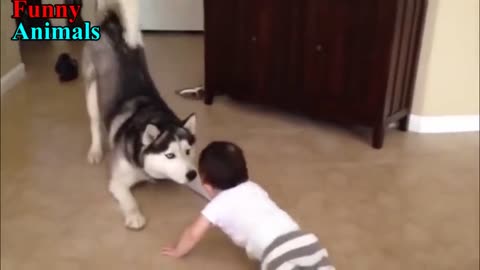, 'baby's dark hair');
199,141,248,190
